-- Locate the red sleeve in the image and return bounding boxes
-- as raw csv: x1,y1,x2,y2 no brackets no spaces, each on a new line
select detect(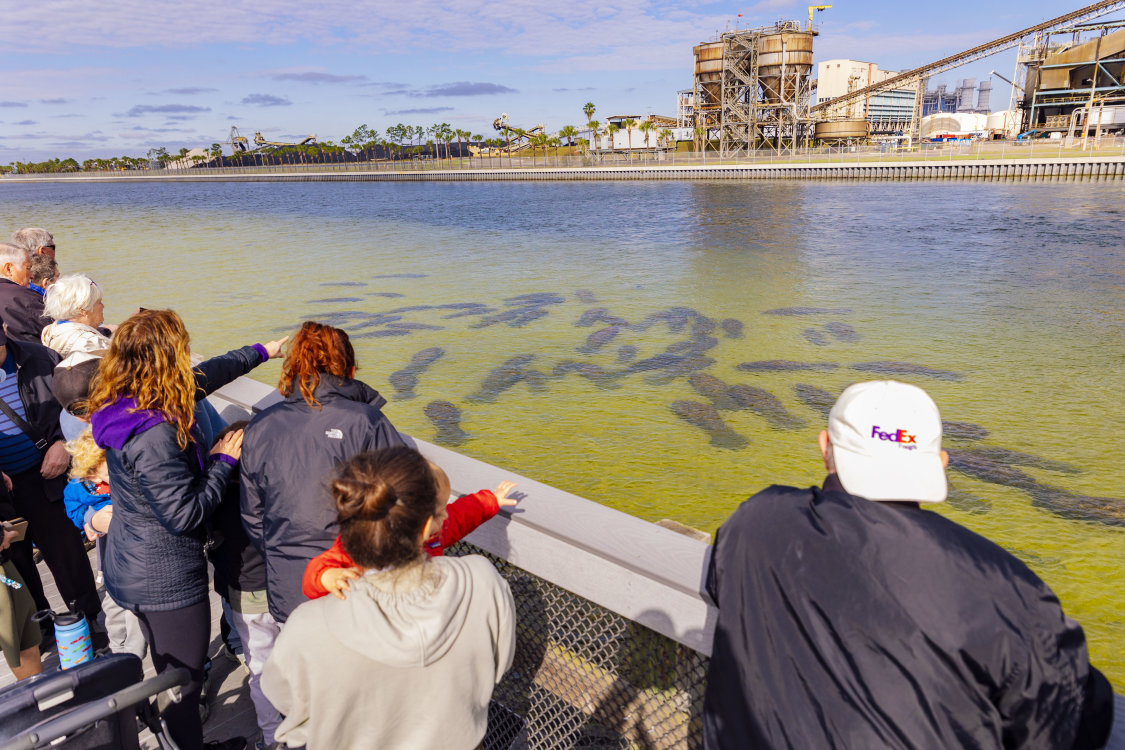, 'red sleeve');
438,489,500,550
301,536,355,600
